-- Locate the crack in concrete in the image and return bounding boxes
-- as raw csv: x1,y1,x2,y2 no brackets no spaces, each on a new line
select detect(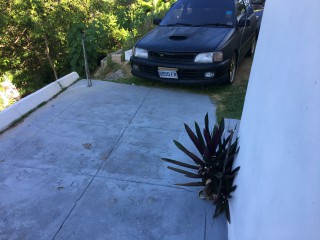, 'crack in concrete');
51,87,153,239
204,209,207,240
